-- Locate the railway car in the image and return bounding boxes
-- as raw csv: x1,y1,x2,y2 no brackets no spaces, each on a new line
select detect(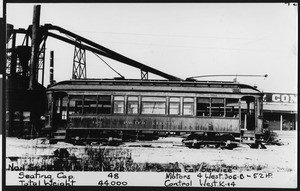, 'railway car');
44,79,267,148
